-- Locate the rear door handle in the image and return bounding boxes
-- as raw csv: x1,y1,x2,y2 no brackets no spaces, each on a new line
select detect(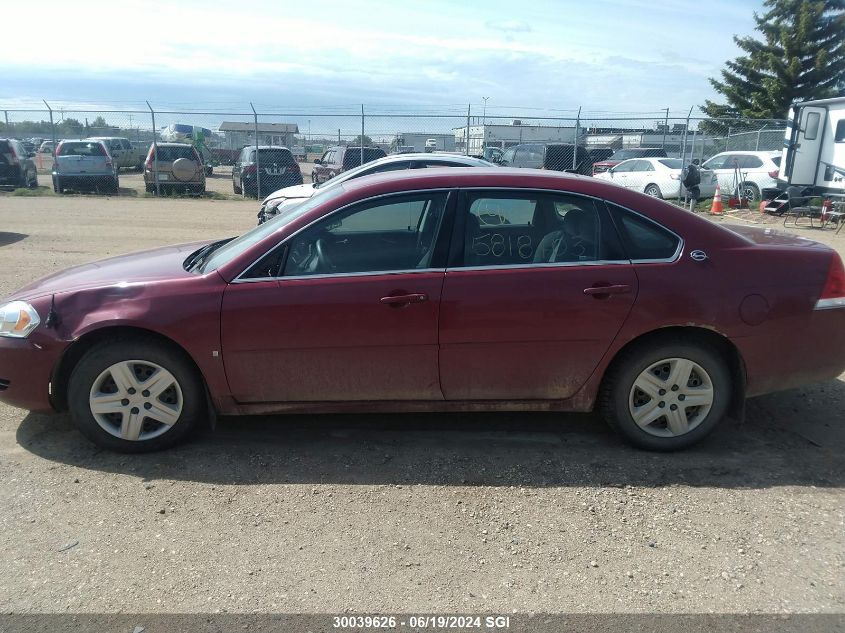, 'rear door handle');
379,293,428,307
583,284,631,297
